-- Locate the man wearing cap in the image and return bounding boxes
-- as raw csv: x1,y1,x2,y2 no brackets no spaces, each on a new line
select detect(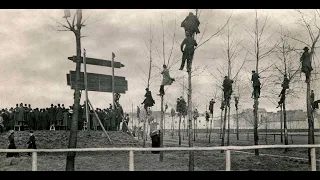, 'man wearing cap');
180,32,198,72
251,70,261,98
300,46,313,82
